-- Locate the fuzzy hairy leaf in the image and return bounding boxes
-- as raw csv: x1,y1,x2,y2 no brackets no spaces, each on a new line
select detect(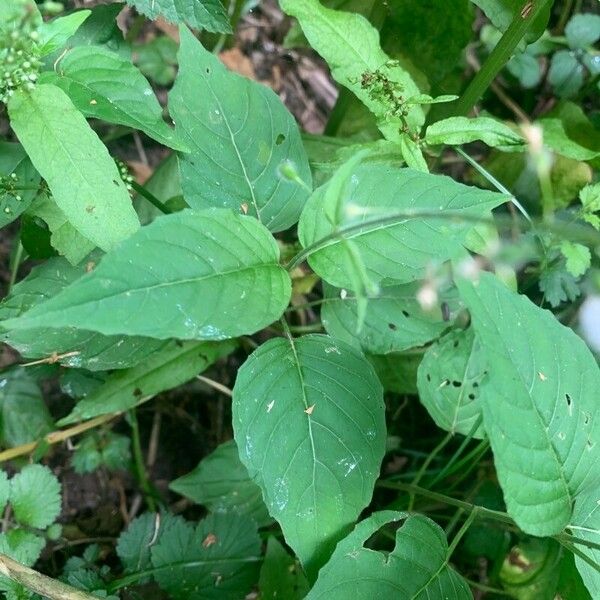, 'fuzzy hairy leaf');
417,327,486,438
126,0,231,33
7,85,140,251
41,45,187,150
60,340,235,424
458,272,600,536
2,209,291,341
150,512,261,599
170,27,311,232
10,465,61,529
232,334,386,577
307,511,471,598
298,161,507,291
321,282,455,354
280,0,424,139
0,256,166,371
170,440,271,527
